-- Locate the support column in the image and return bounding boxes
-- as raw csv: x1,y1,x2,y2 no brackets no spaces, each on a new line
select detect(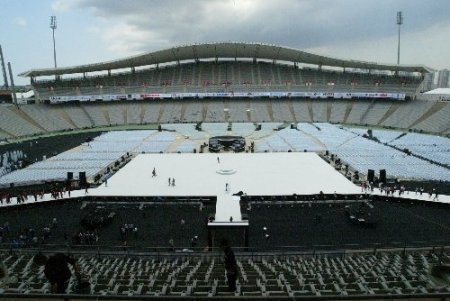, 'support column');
0,45,8,88
7,62,17,105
